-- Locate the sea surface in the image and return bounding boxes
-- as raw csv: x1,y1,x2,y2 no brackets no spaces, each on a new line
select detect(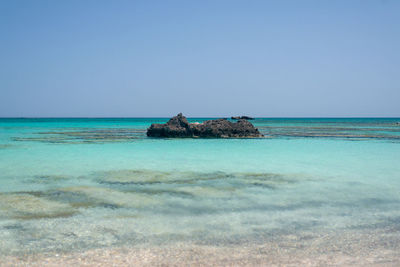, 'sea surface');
0,118,400,263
